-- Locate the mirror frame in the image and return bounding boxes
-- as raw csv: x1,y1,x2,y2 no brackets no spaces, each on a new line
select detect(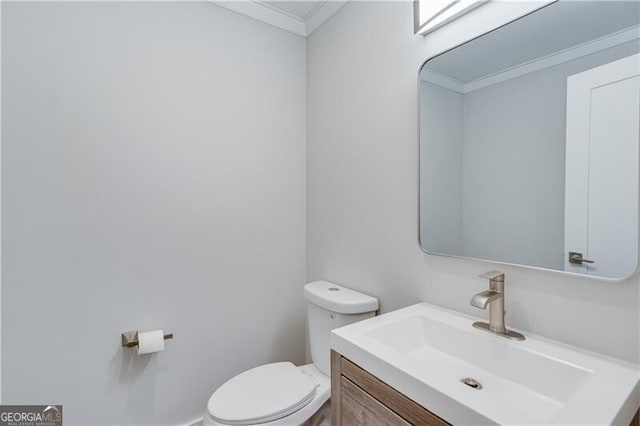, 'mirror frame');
416,2,640,282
